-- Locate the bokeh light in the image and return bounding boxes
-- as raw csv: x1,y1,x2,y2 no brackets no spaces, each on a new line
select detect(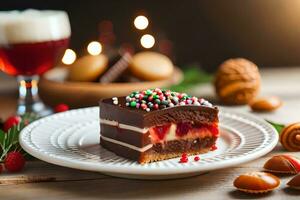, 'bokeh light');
62,49,76,65
134,15,149,30
140,34,155,48
87,41,102,56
